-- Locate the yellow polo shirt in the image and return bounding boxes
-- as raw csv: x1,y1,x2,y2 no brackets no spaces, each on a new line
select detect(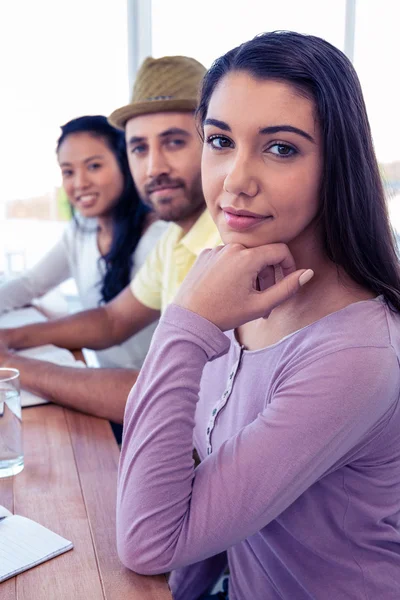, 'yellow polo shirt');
131,209,222,313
